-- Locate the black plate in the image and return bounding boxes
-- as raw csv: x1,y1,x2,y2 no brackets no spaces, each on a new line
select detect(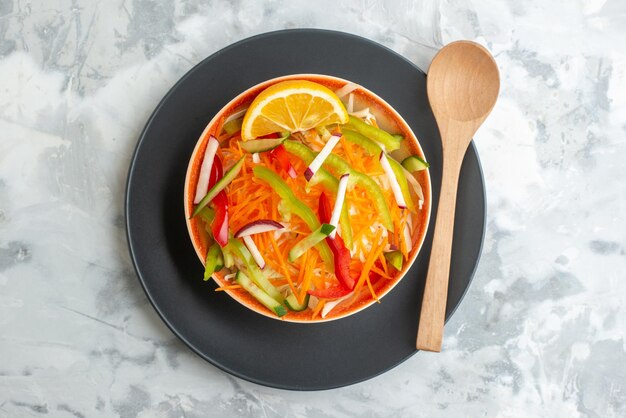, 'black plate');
126,29,485,390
